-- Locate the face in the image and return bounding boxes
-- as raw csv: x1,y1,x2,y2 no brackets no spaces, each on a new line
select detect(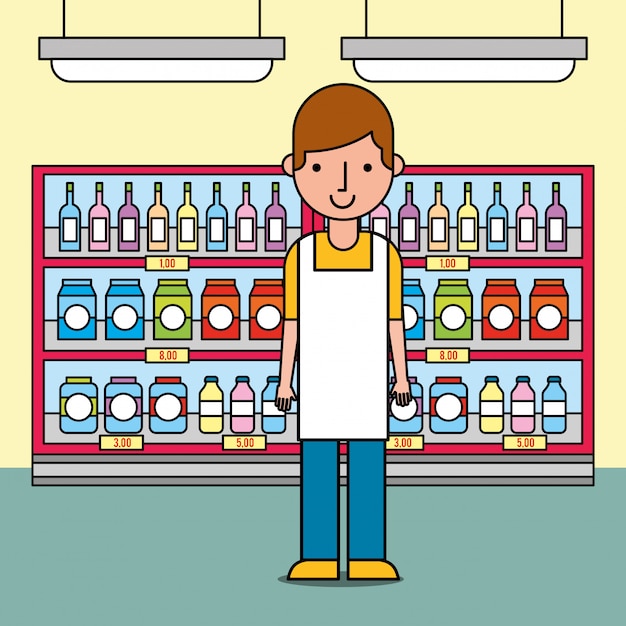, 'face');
283,134,403,221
